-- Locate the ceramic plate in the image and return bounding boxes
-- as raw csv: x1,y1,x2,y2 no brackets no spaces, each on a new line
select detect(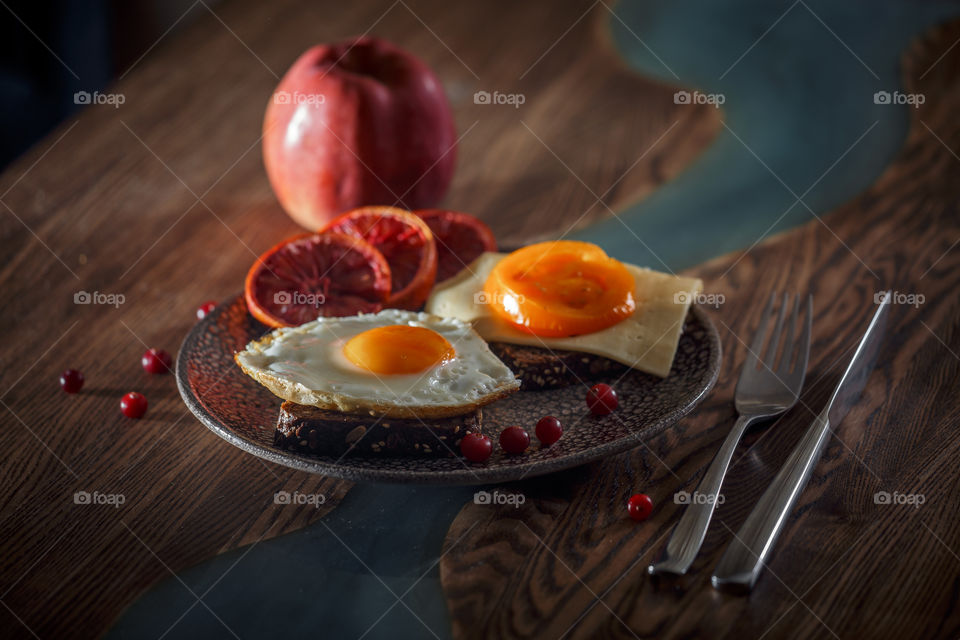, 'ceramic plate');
176,295,721,485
